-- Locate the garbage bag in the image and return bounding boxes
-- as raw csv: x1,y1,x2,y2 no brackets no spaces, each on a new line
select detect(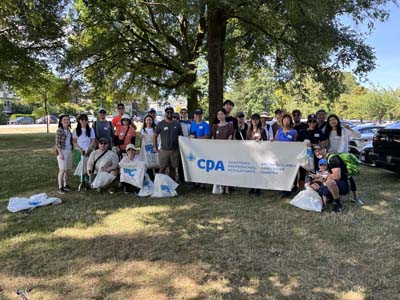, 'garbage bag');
120,161,146,188
91,172,116,189
8,193,62,213
140,135,160,168
289,187,322,212
212,184,224,195
151,174,178,198
137,173,154,197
